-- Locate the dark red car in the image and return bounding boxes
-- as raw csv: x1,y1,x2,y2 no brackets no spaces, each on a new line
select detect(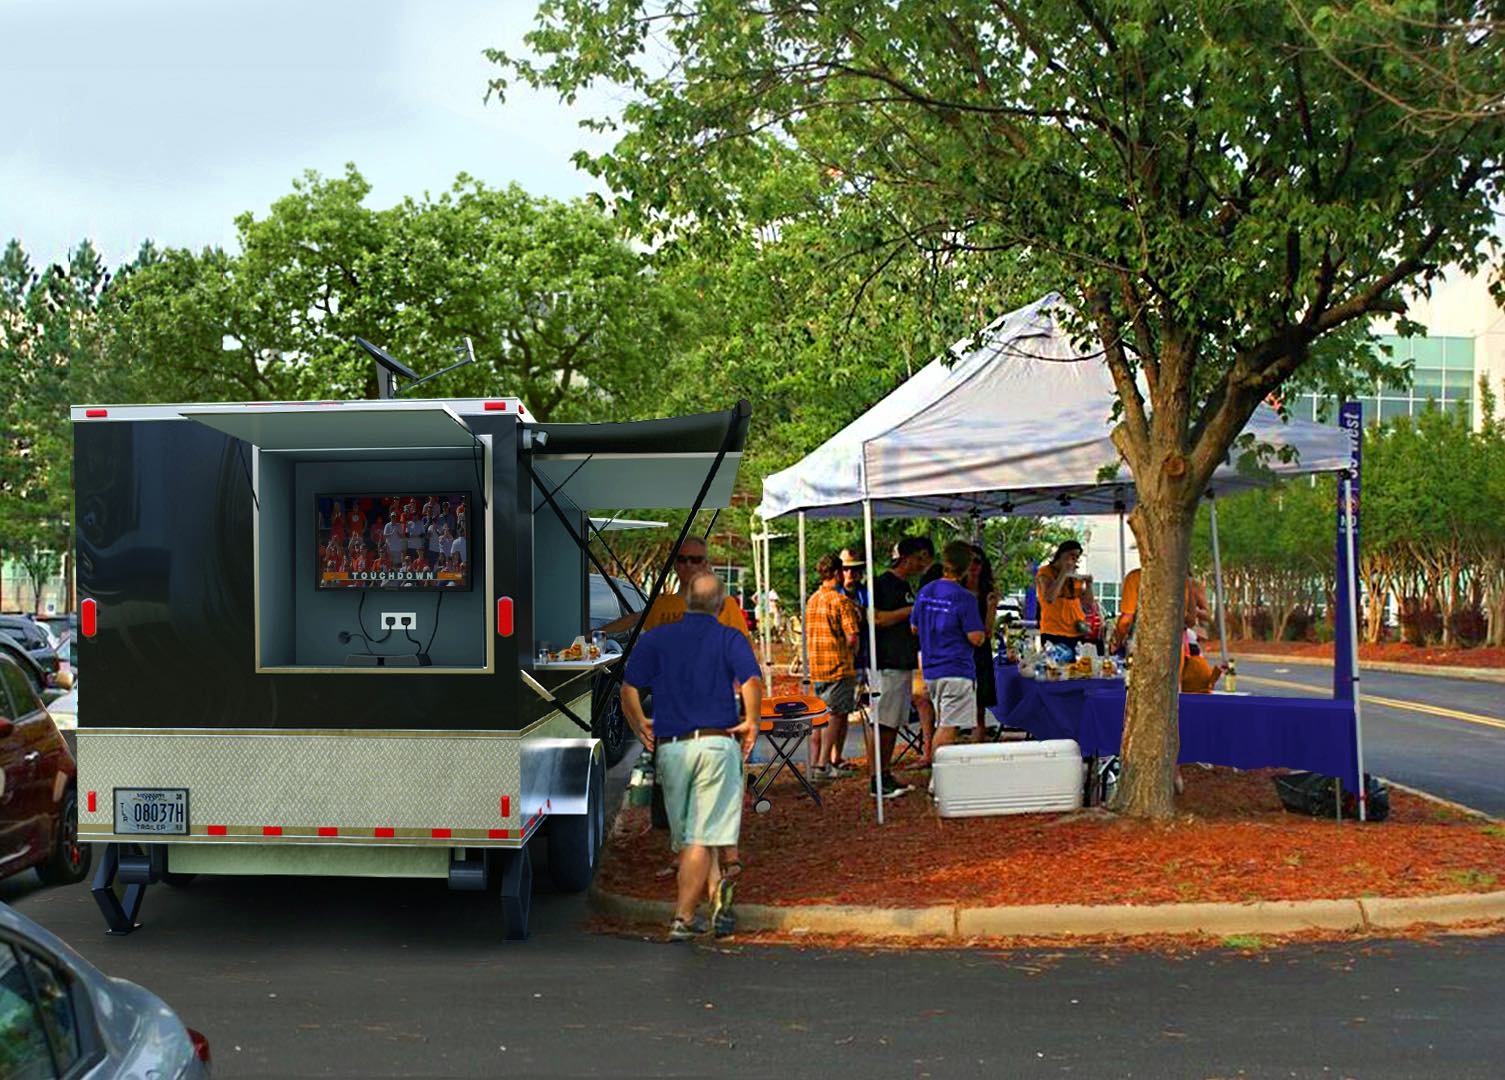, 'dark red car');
0,653,89,887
